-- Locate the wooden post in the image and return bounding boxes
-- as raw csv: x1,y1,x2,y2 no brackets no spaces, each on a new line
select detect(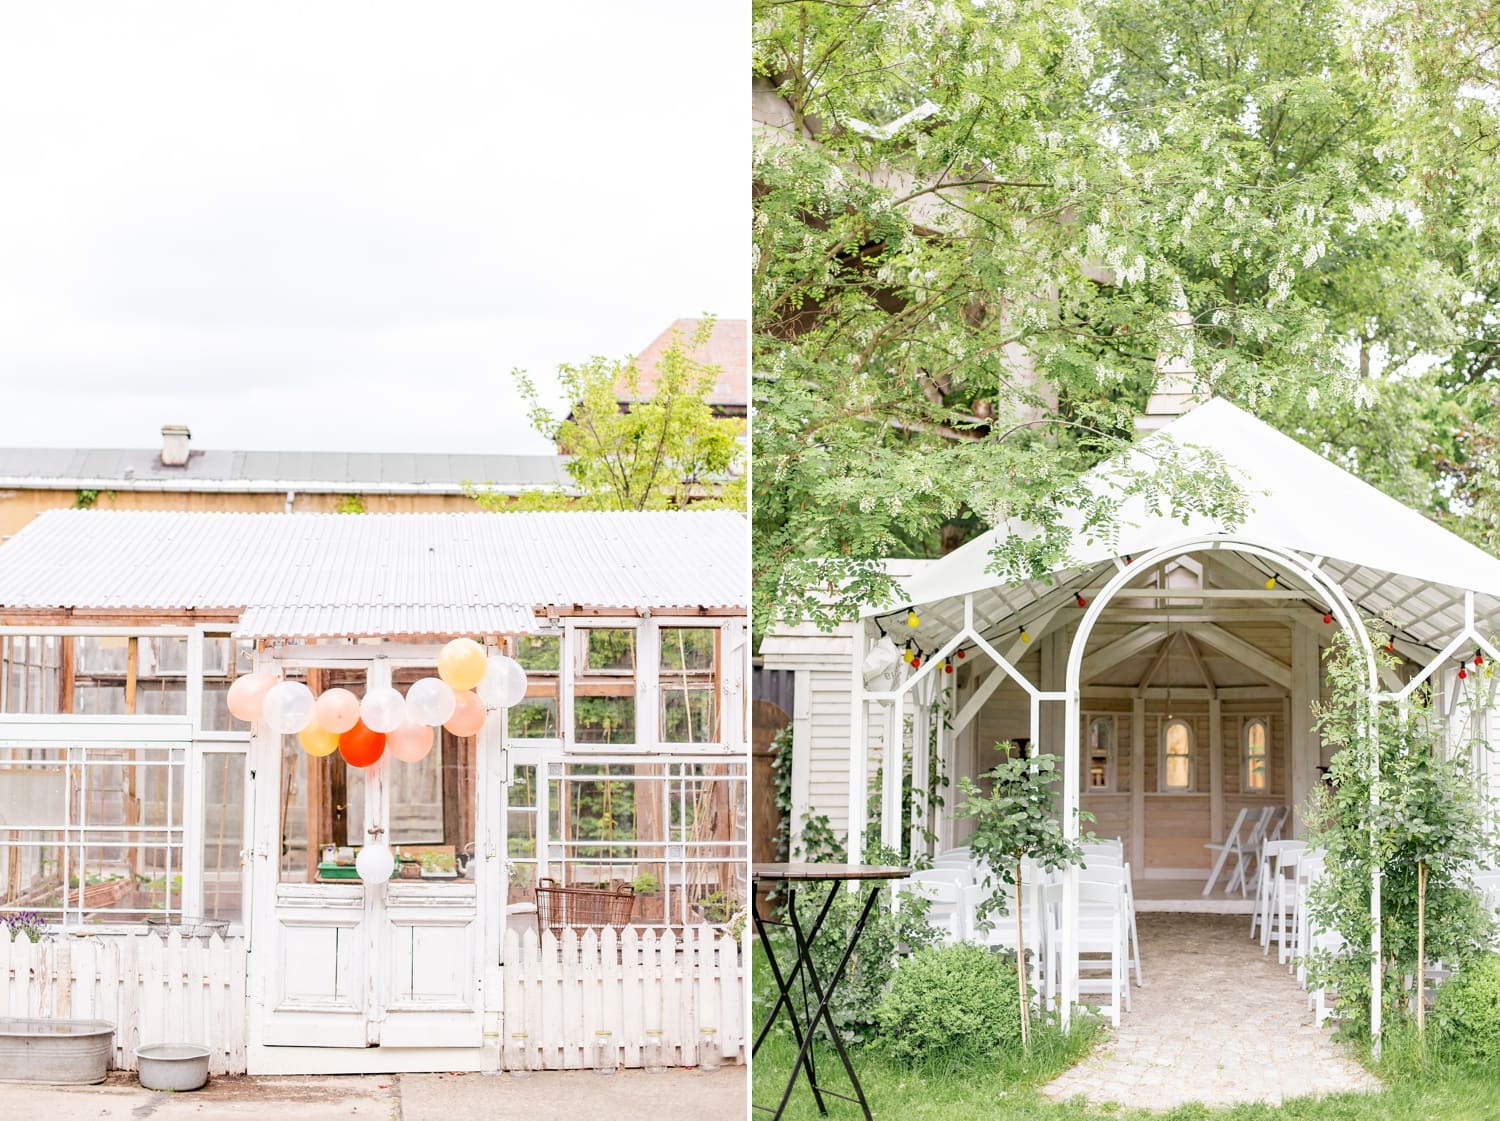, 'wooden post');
305,669,326,883
124,638,141,889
